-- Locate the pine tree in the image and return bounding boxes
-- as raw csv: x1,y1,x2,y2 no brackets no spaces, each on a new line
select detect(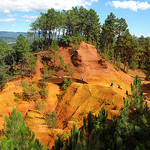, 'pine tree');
0,108,46,150
145,37,150,80
0,38,14,89
14,34,31,62
117,75,150,149
100,12,117,56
